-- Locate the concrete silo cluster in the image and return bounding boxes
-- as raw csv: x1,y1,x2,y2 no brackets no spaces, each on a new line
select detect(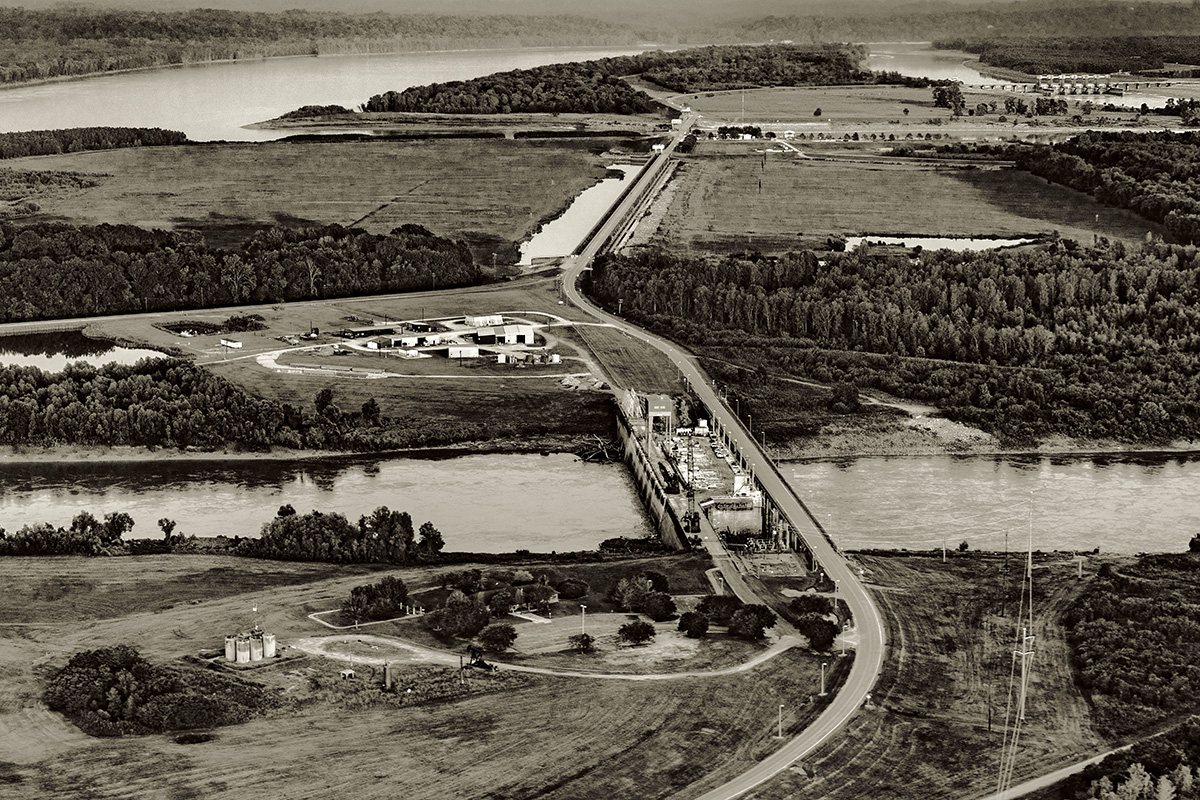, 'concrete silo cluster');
224,628,276,664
